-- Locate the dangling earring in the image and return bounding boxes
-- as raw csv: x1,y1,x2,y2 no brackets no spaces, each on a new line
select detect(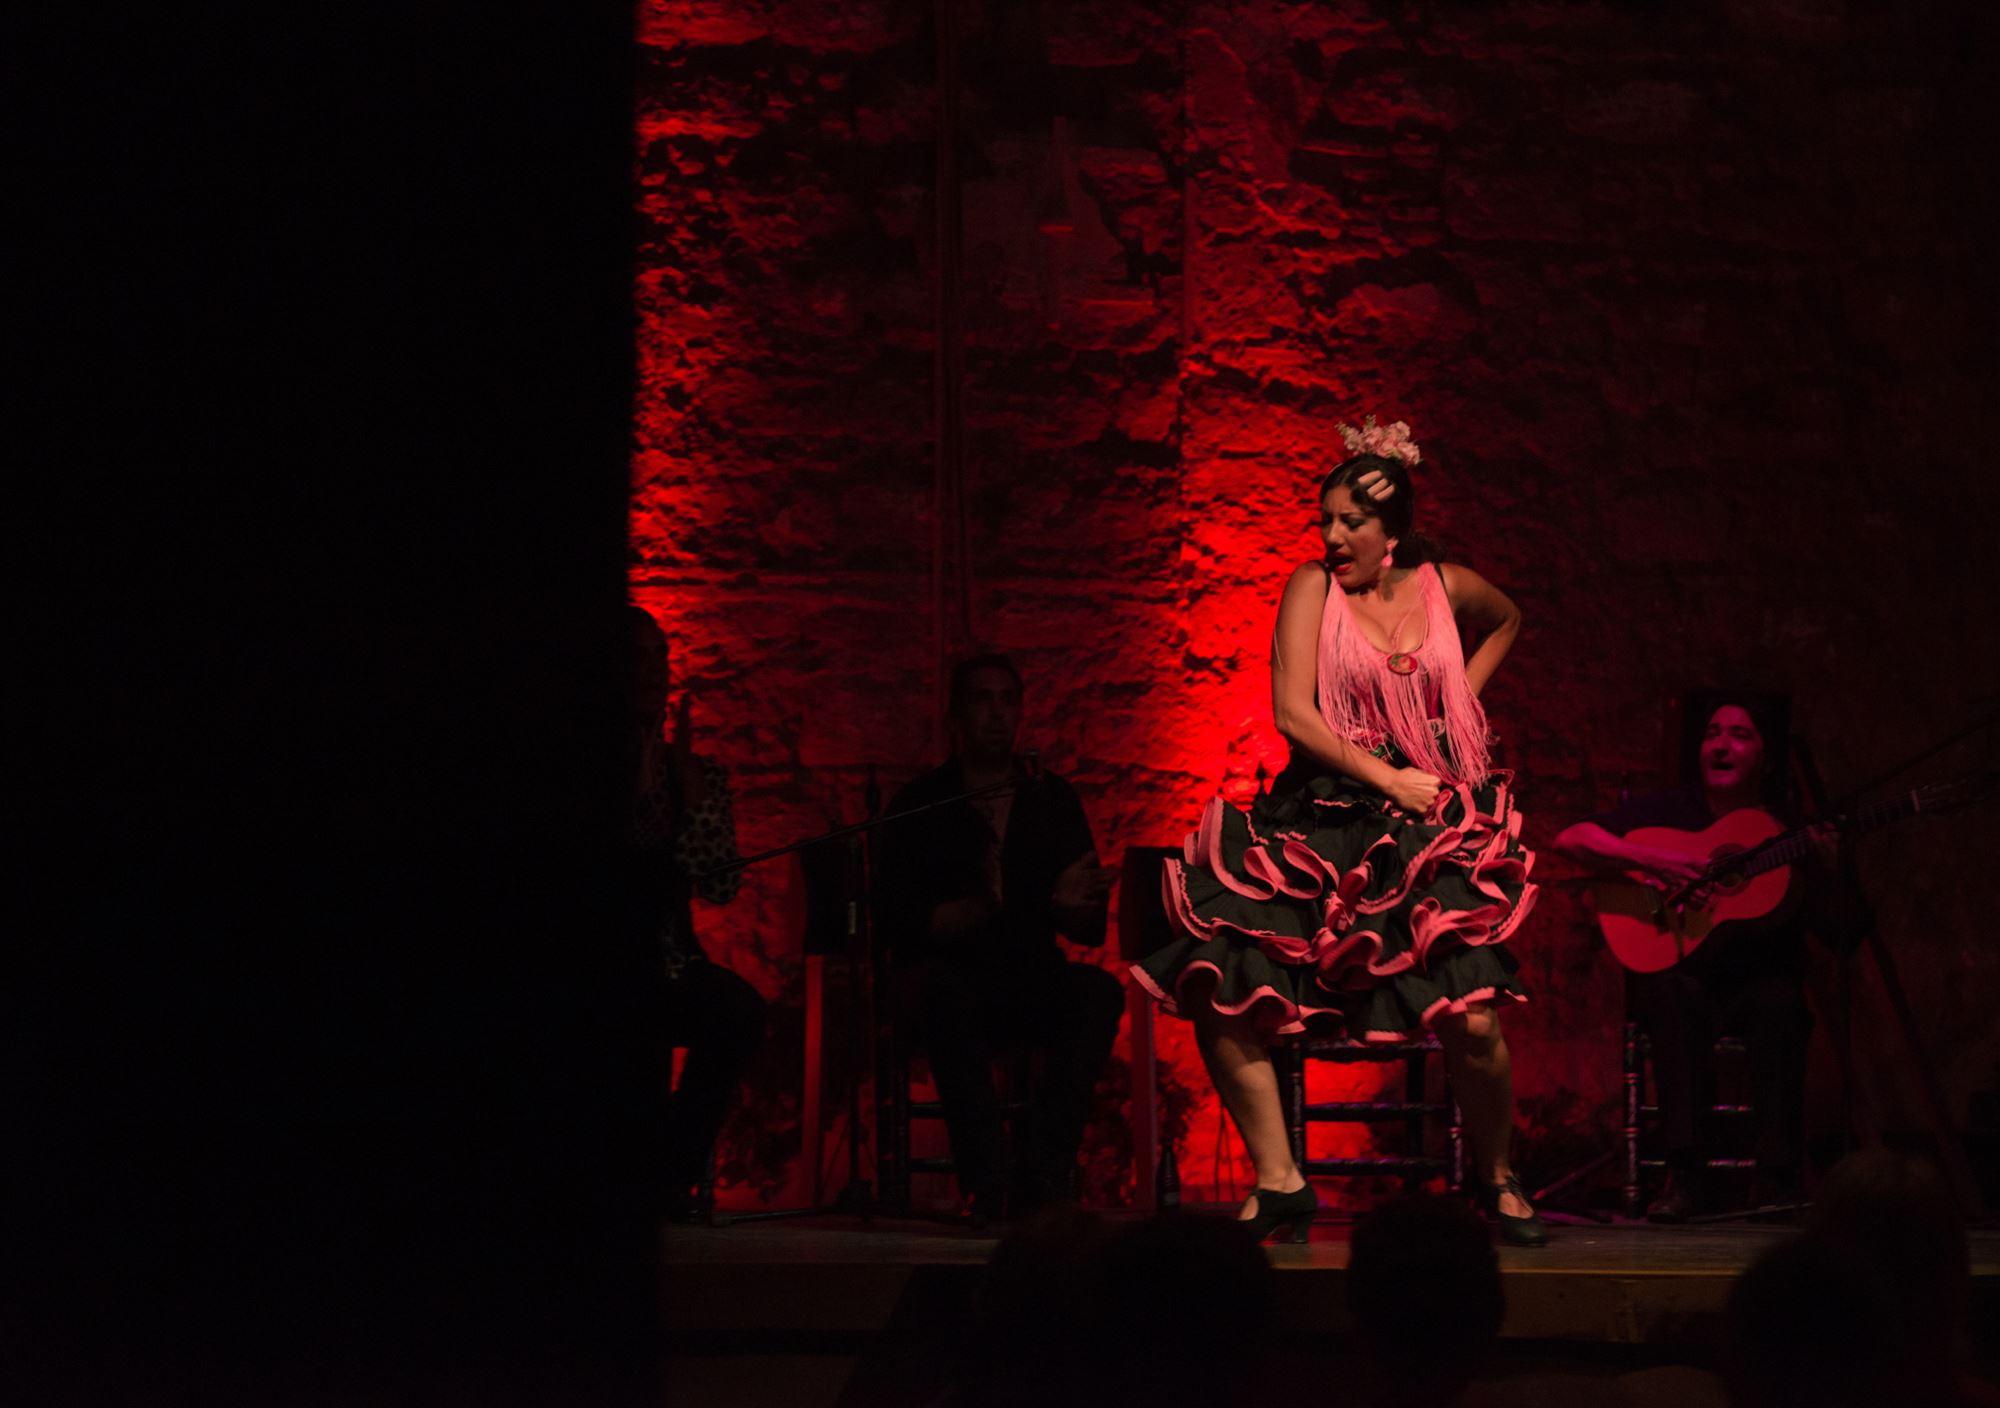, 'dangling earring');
1381,542,1396,573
